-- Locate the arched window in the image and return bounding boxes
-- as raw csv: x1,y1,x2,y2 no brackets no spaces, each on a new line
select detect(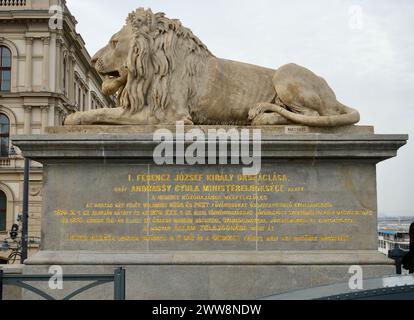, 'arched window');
0,190,6,232
0,114,10,157
0,46,12,92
